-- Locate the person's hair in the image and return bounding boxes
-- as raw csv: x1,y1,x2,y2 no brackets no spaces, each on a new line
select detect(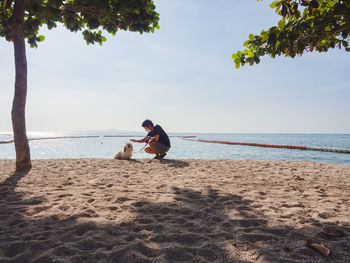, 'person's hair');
142,119,153,127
